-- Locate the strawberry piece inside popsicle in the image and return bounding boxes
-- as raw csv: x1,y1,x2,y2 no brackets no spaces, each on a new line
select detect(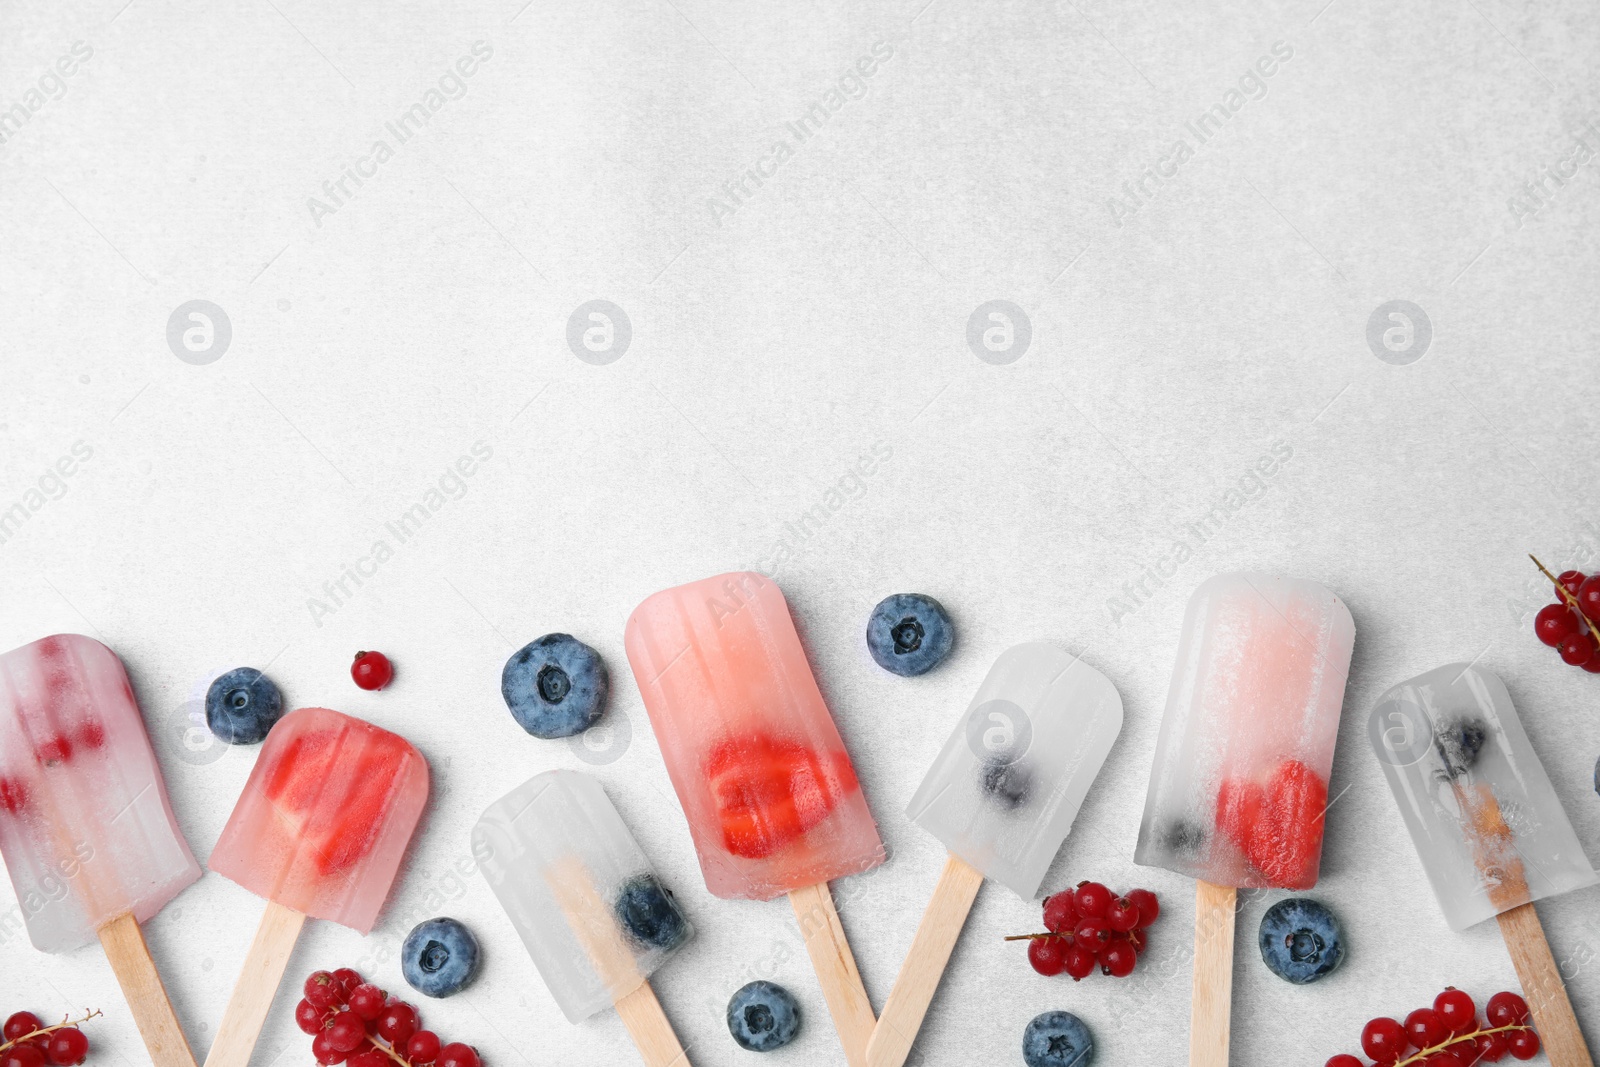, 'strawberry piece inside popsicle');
705,734,859,859
1216,758,1328,890
259,727,415,875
